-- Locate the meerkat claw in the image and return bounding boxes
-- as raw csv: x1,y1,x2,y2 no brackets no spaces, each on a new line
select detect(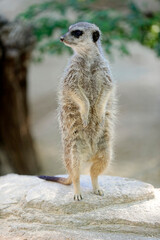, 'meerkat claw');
94,189,104,196
74,194,83,201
